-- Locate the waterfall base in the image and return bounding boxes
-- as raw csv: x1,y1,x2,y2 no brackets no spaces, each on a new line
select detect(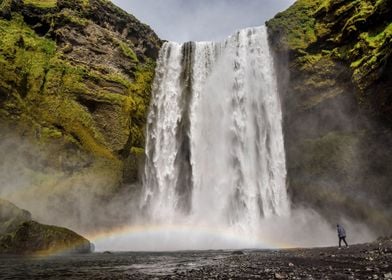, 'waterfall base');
92,209,374,251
